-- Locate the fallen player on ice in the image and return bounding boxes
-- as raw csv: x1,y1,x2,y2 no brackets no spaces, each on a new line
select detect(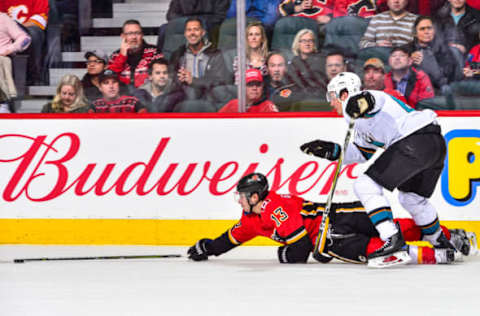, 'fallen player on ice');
187,173,477,268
